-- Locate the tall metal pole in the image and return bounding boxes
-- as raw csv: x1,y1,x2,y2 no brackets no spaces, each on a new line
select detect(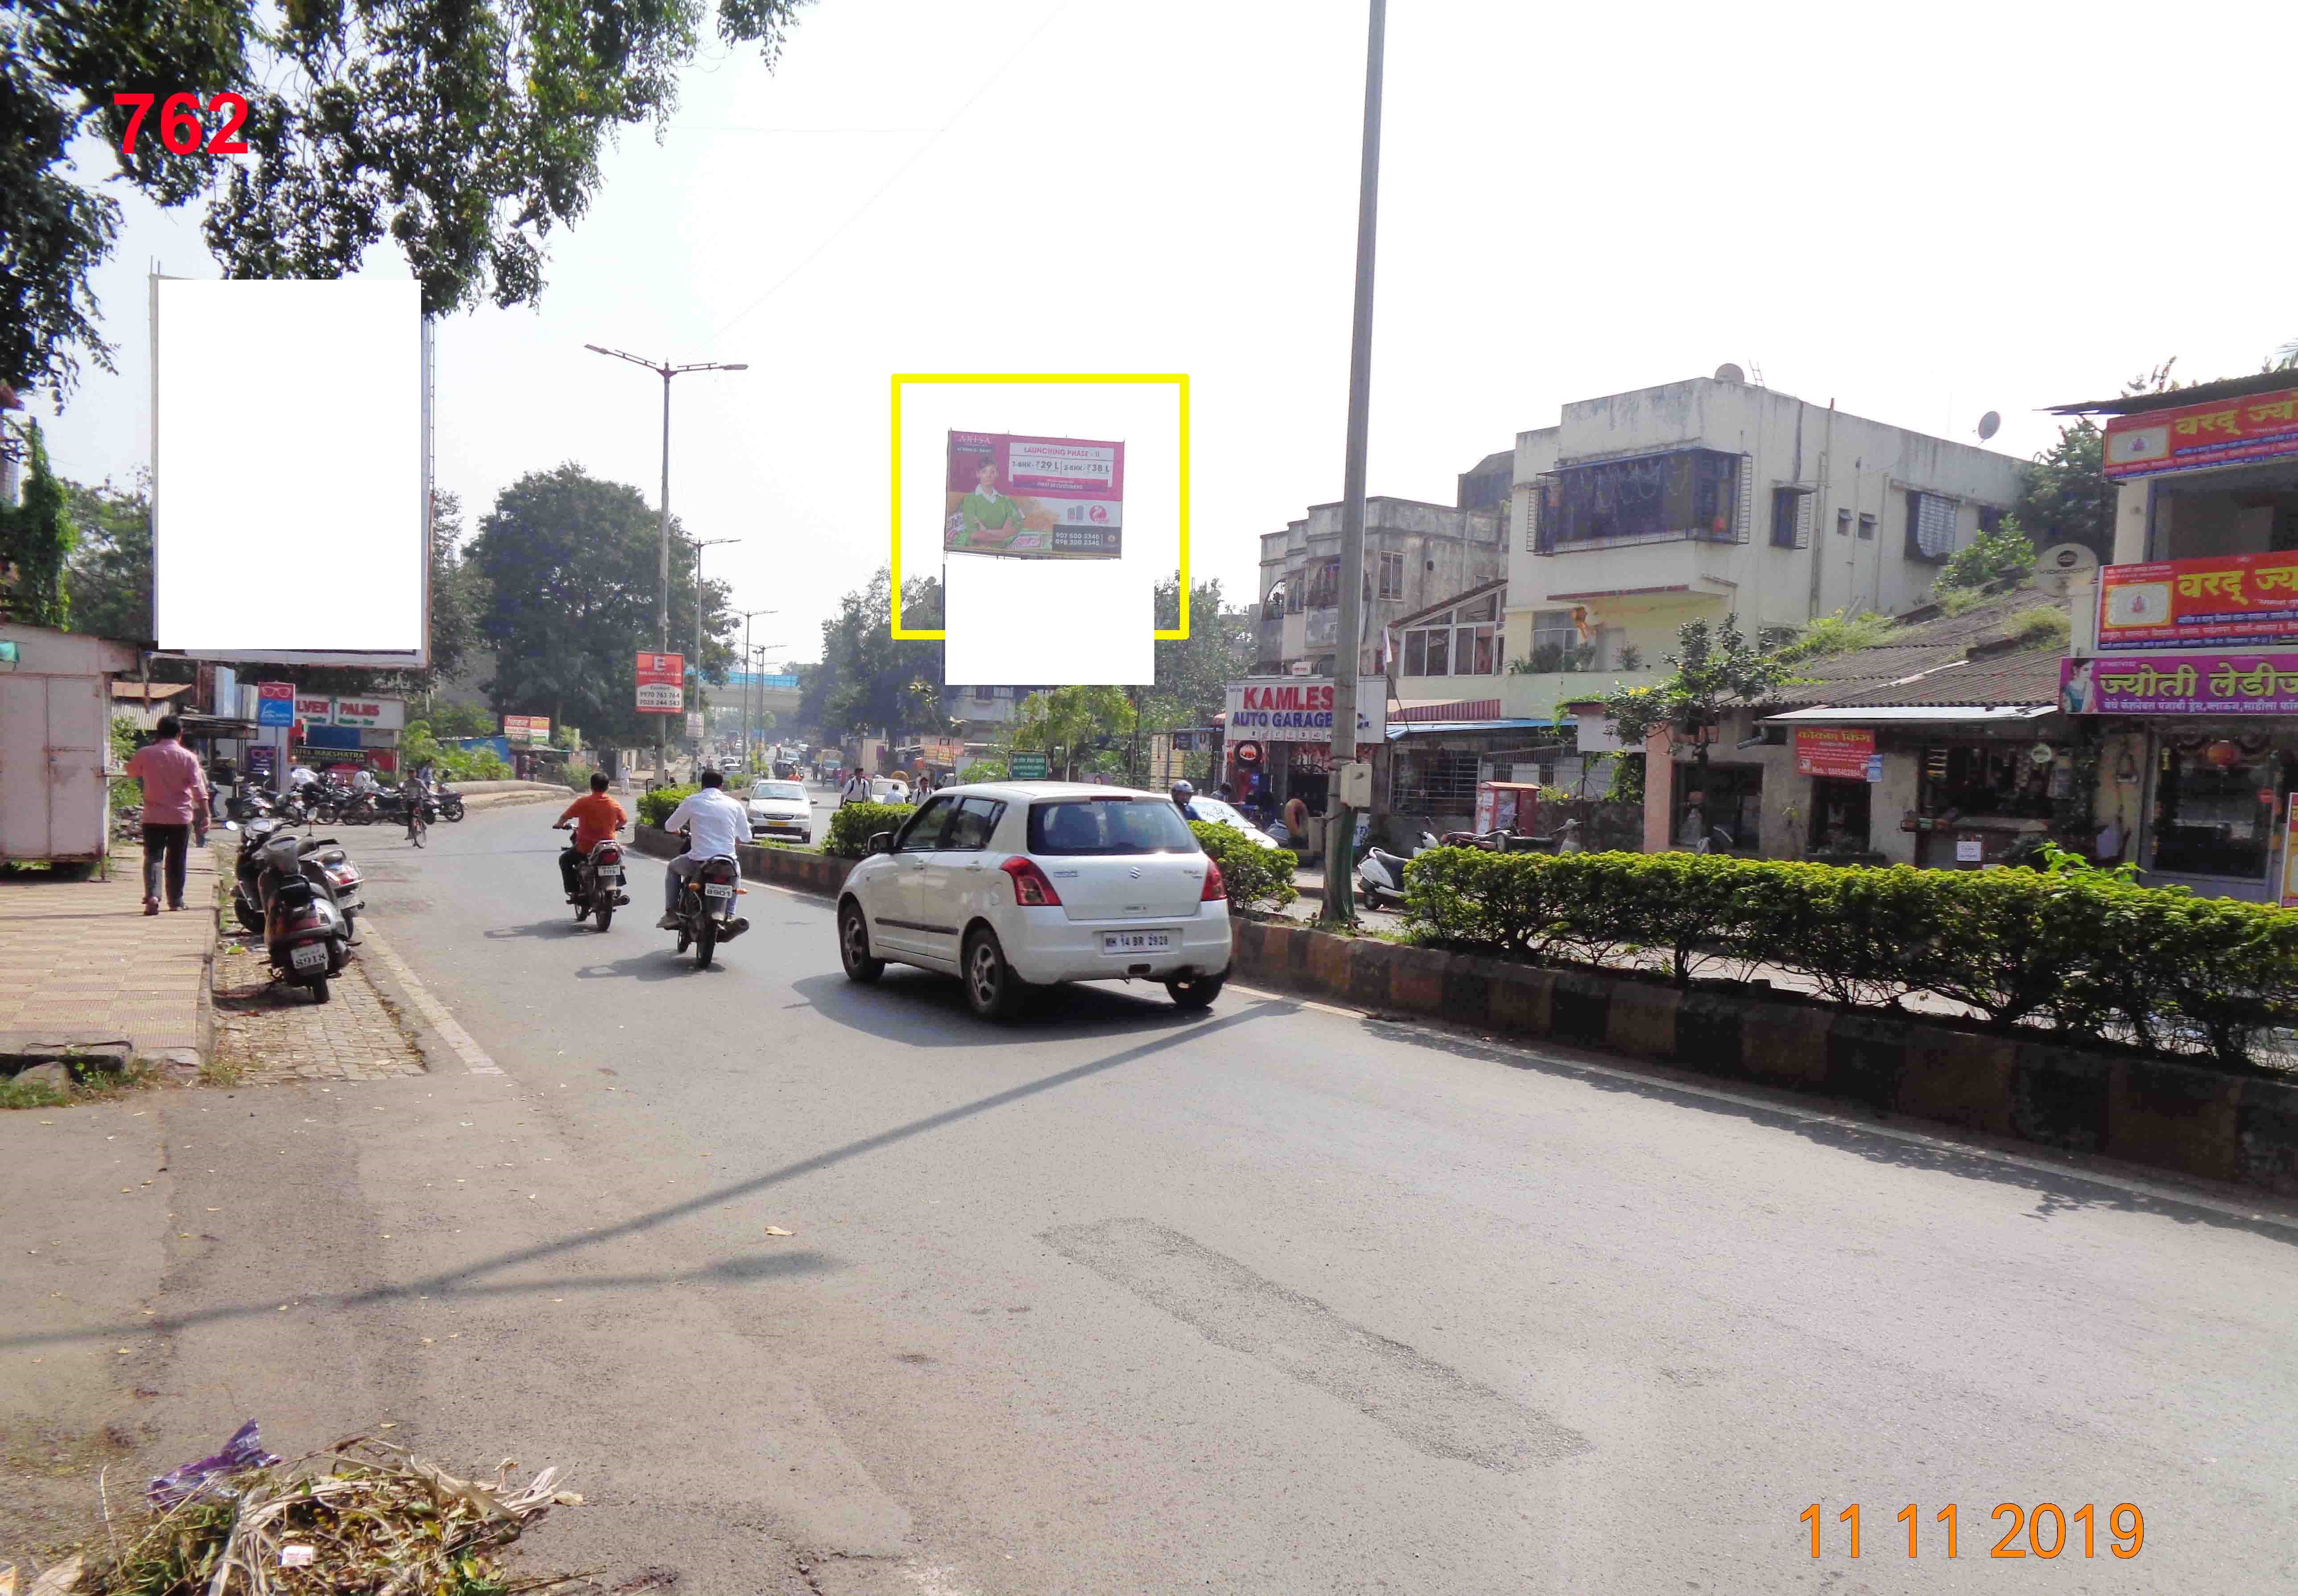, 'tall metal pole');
688,536,740,762
1321,0,1386,926
732,608,774,772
